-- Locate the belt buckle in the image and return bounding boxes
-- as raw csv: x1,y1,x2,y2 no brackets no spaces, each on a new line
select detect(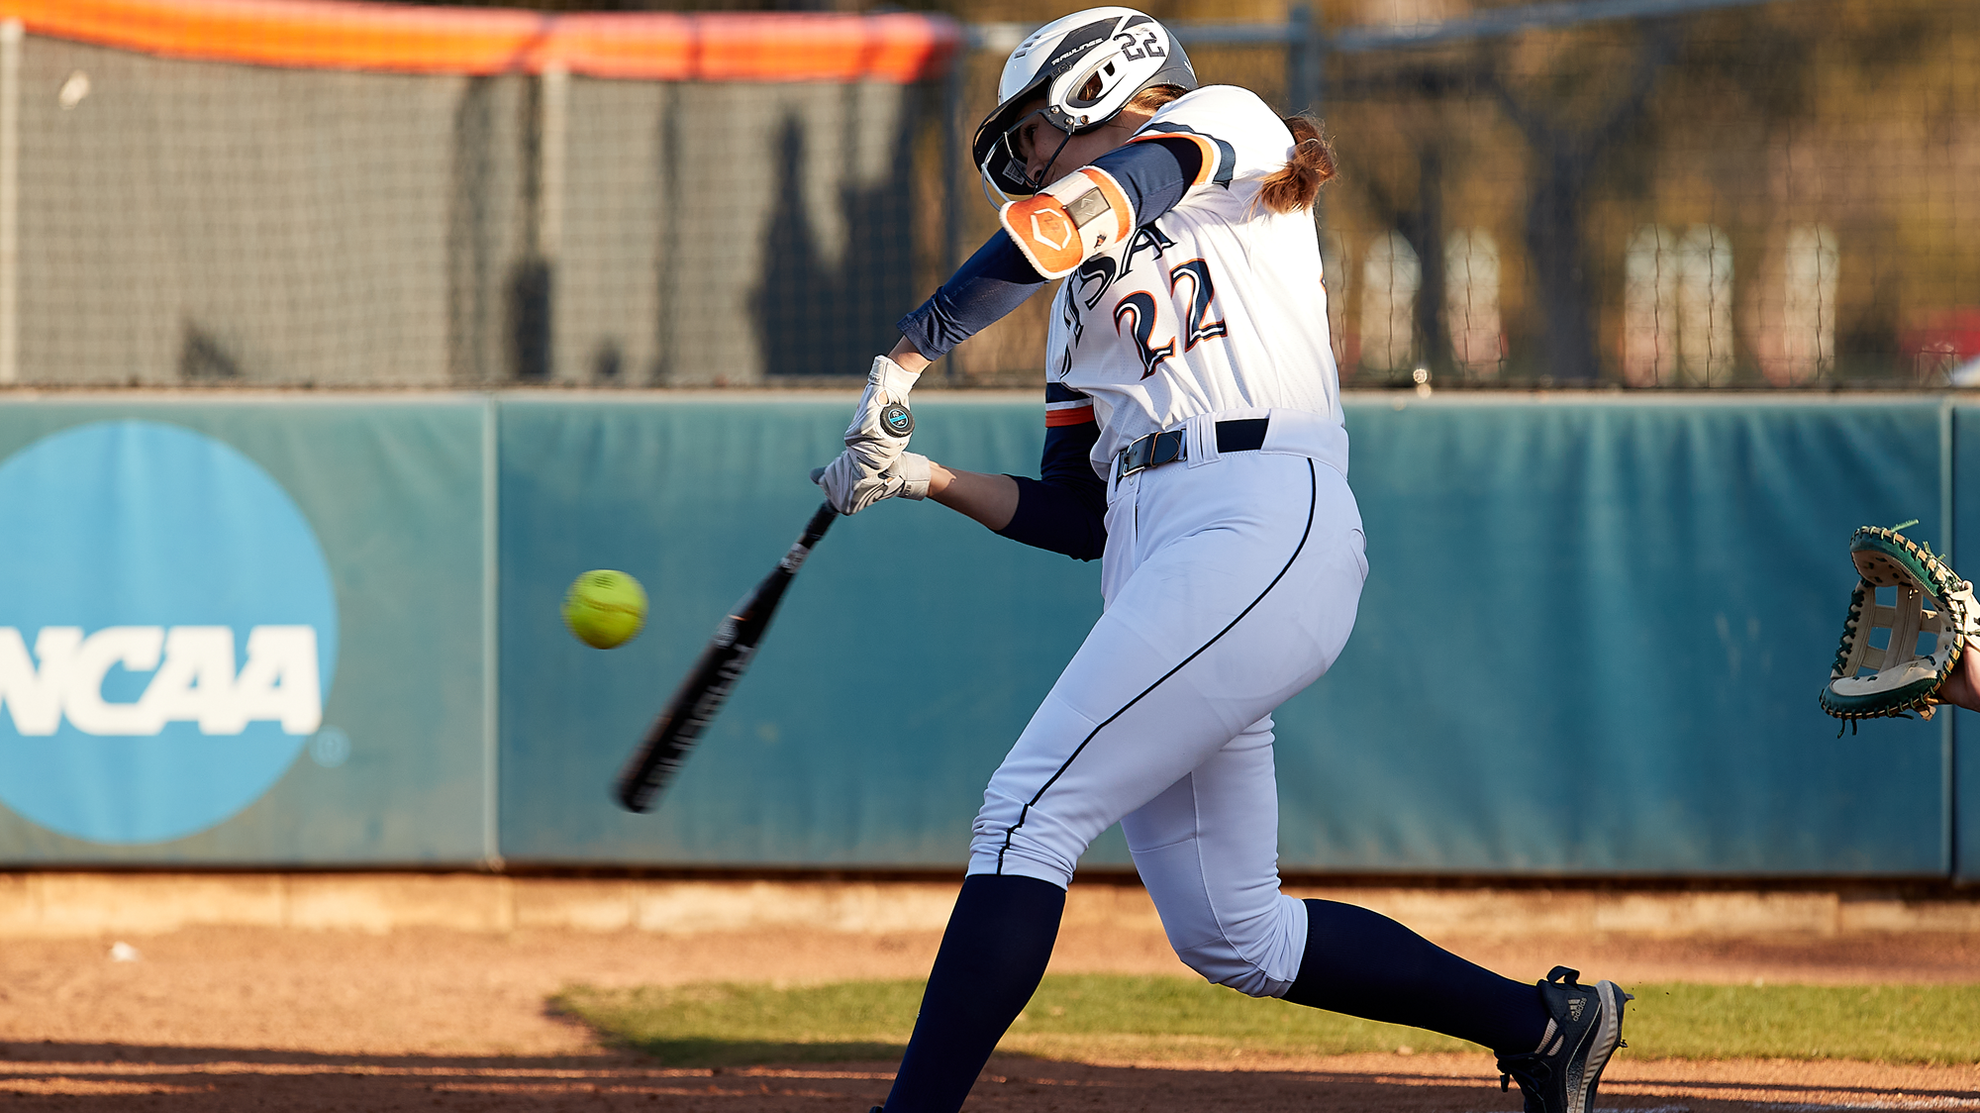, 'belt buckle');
1117,429,1183,478
1117,435,1152,477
